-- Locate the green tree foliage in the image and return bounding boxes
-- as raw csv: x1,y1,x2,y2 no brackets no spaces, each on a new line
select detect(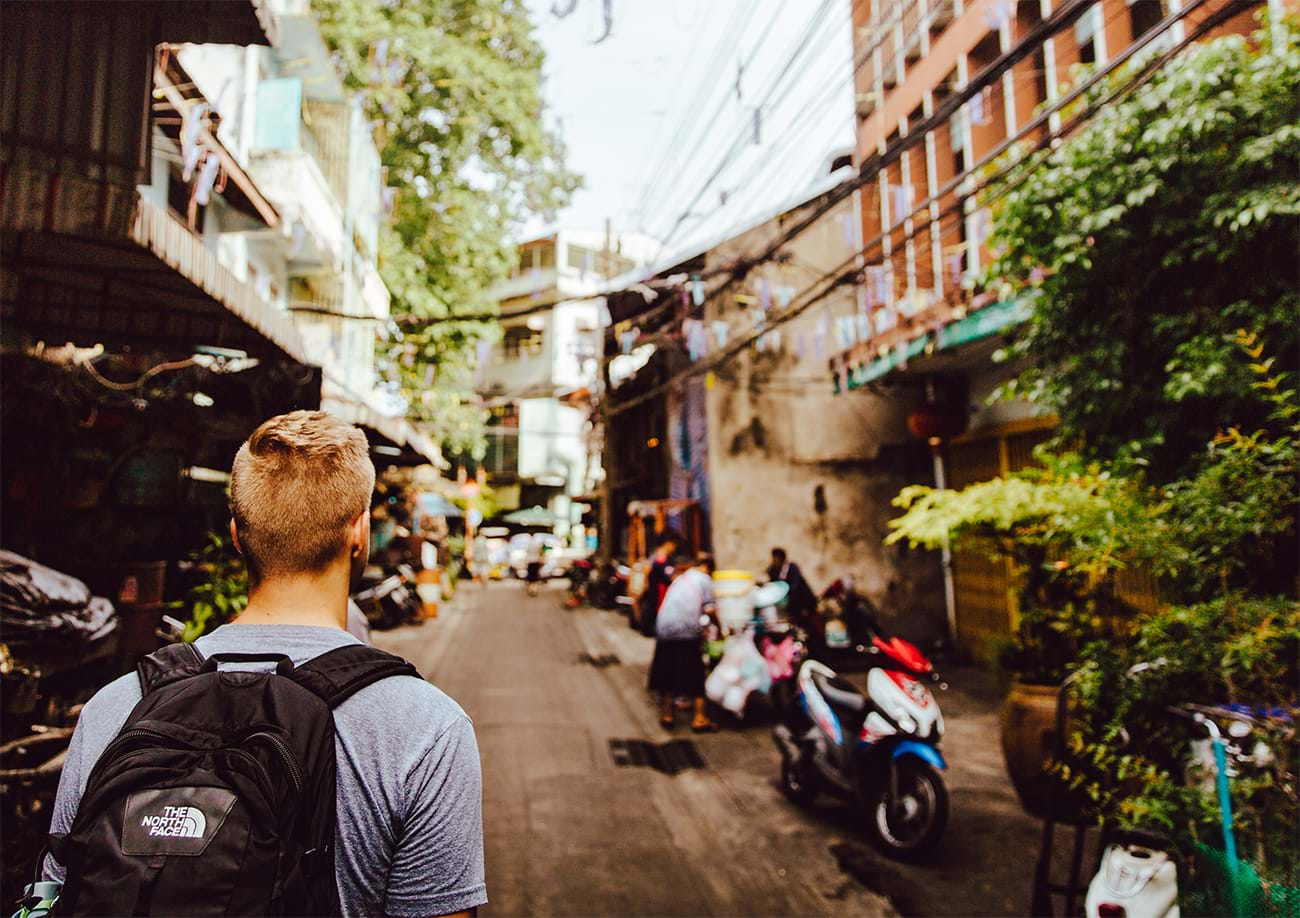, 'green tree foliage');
986,19,1300,481
892,25,1300,884
316,0,579,455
